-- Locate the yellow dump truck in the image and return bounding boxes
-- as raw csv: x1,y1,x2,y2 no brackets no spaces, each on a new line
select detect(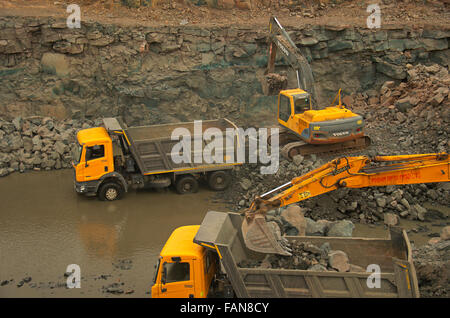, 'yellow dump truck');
151,211,420,298
72,118,241,200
